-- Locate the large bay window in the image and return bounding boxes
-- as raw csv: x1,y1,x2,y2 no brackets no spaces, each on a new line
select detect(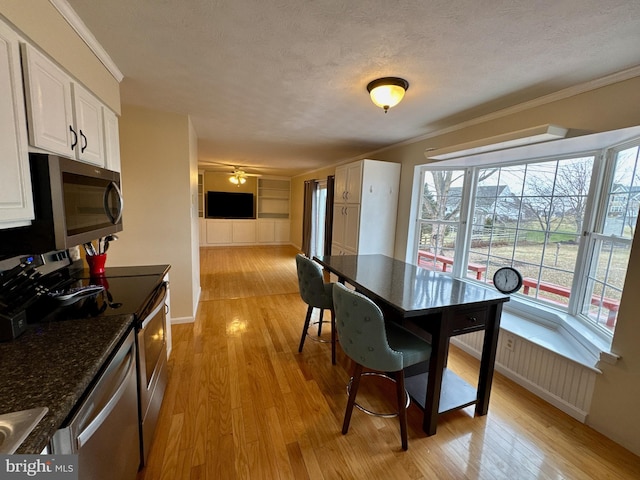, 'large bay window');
413,128,640,344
